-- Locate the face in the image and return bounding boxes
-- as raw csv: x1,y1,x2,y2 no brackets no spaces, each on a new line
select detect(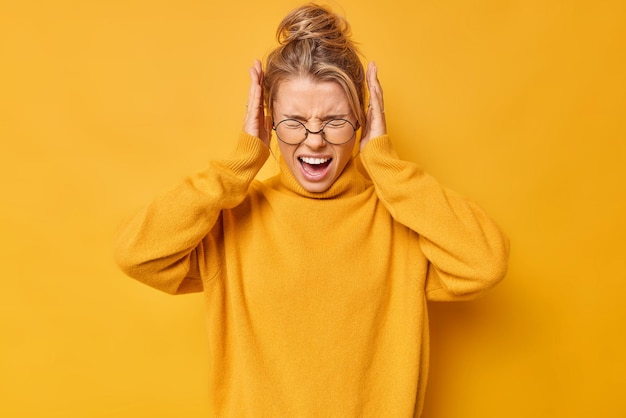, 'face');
272,76,357,193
